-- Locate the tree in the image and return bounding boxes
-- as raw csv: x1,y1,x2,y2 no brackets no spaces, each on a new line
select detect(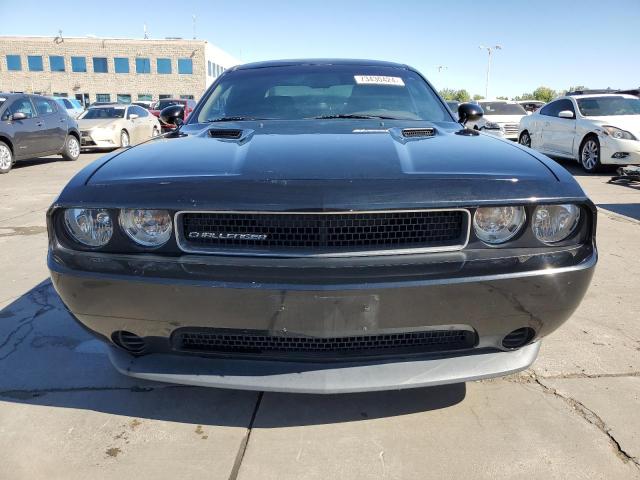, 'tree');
438,88,457,101
532,86,557,103
513,92,535,101
439,89,471,102
496,96,509,100
473,94,484,101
